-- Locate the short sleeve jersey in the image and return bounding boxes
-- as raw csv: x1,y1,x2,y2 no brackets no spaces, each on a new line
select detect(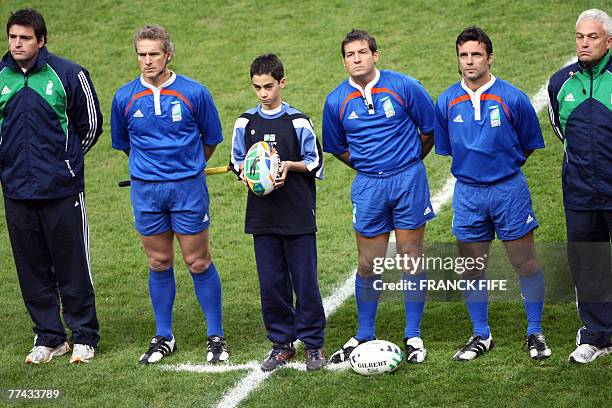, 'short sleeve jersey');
111,72,223,181
322,69,435,174
434,76,544,185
